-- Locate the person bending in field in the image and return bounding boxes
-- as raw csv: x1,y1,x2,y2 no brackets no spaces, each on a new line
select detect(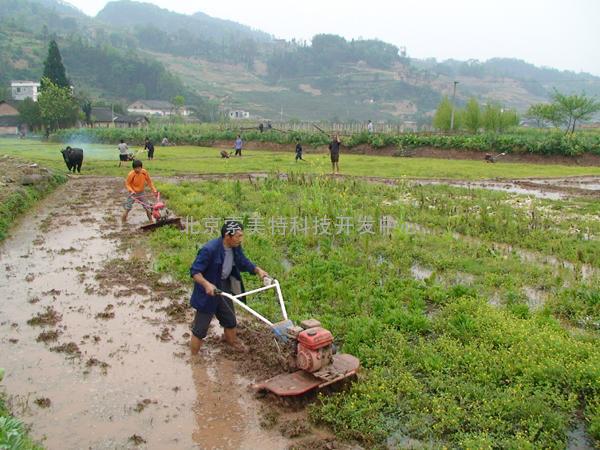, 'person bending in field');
189,220,269,355
122,159,157,224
